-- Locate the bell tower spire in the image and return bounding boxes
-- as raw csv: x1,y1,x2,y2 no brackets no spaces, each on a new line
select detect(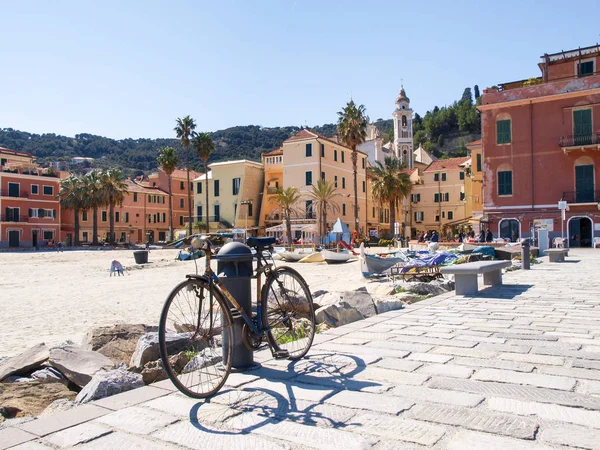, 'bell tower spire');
392,86,414,168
